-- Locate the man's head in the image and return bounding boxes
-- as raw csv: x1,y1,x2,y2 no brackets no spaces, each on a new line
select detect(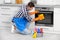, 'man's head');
27,2,35,10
